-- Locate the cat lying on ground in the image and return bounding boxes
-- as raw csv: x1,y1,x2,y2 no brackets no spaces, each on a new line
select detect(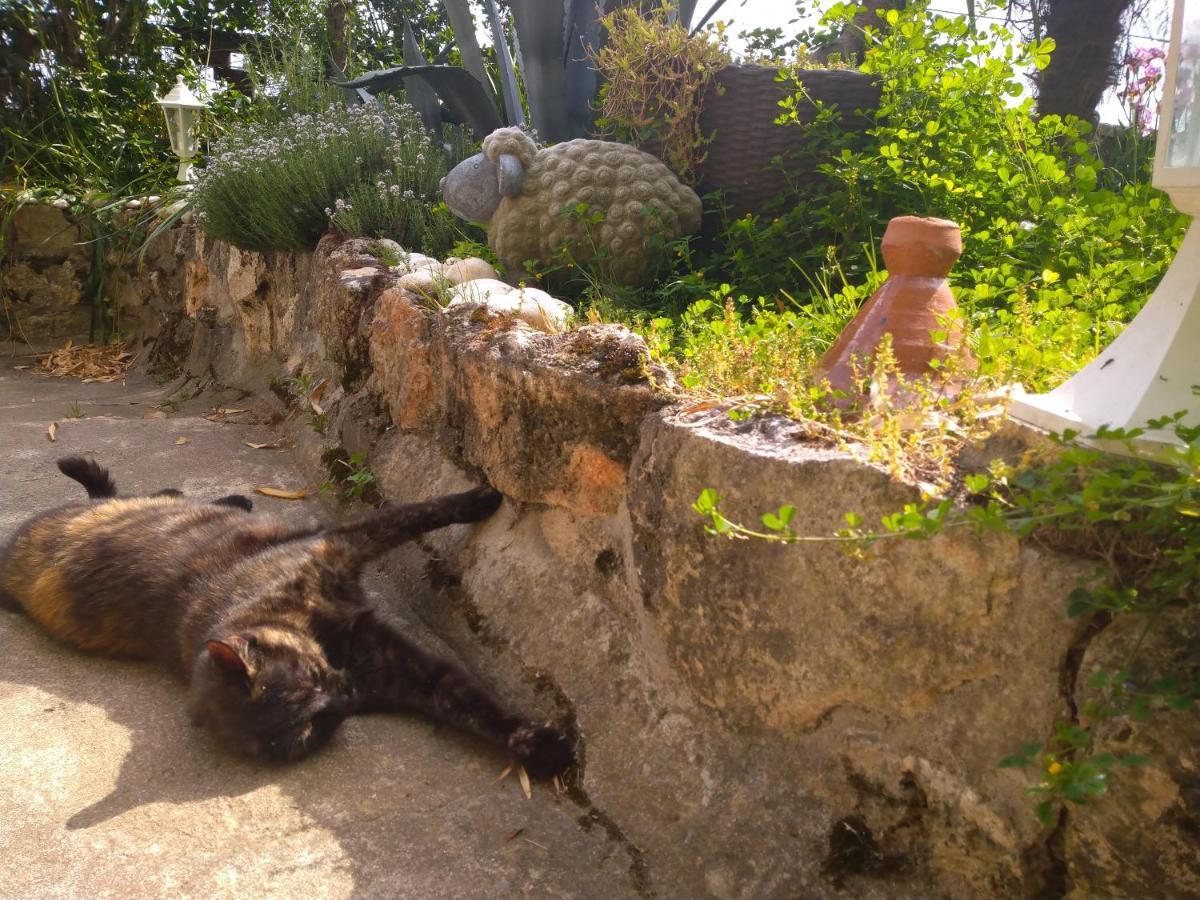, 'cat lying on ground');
0,457,574,776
